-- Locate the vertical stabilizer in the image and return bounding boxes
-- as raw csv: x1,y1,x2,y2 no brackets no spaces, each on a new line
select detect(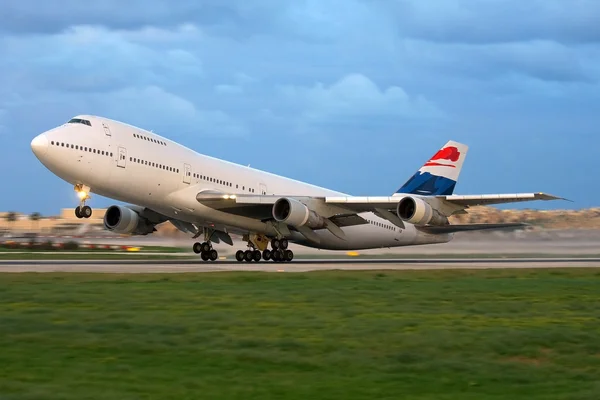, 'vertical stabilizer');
395,140,468,196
